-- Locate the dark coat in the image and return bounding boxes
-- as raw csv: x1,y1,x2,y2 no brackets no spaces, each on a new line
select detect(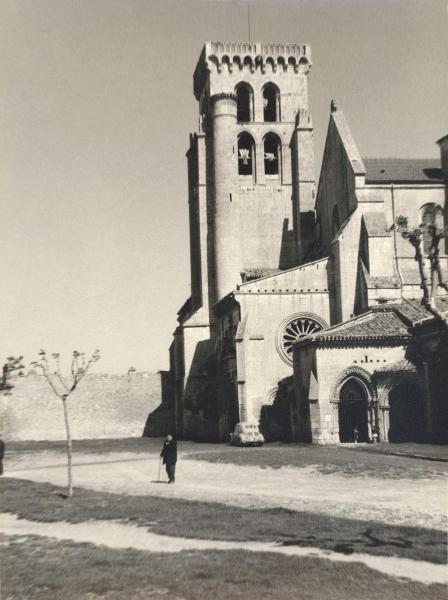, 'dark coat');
160,440,177,464
0,439,4,475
